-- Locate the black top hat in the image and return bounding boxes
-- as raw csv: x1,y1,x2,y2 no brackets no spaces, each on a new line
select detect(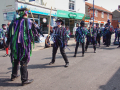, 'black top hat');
90,22,93,25
16,8,30,16
2,24,6,27
96,23,99,26
107,19,111,23
55,18,64,25
80,21,85,27
16,8,30,12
